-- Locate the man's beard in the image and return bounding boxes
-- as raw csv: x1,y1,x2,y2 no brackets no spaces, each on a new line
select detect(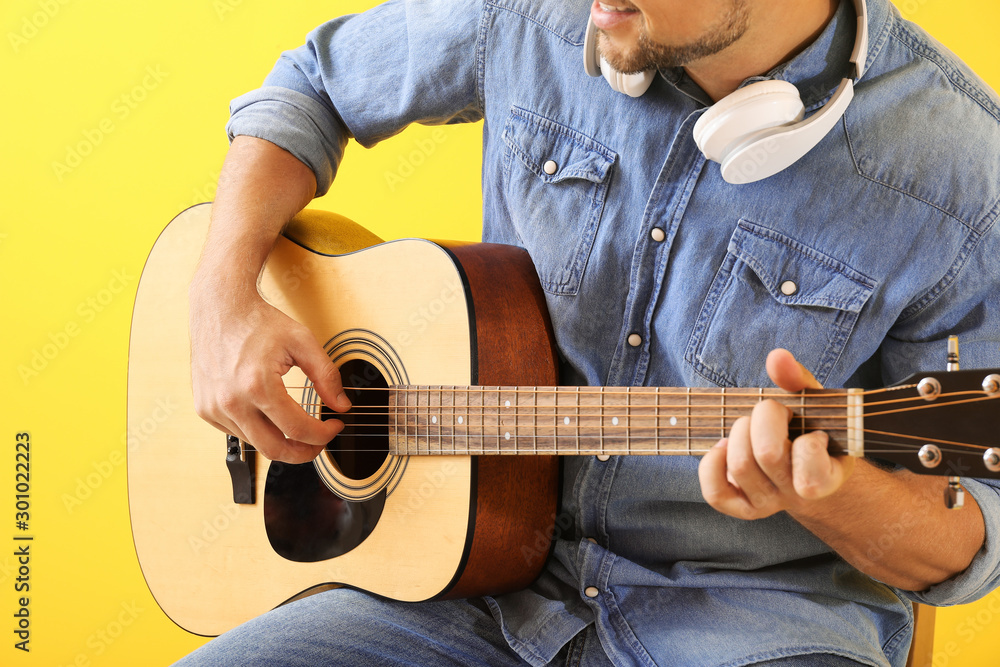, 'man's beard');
598,2,751,74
